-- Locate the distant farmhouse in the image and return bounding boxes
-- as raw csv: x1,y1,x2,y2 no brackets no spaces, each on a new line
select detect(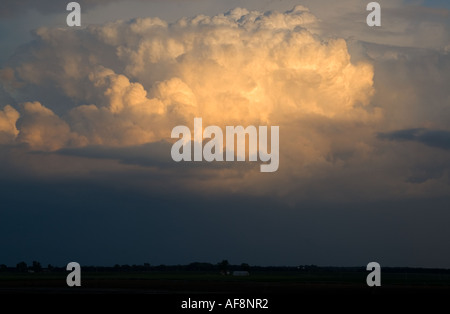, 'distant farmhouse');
232,271,250,276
